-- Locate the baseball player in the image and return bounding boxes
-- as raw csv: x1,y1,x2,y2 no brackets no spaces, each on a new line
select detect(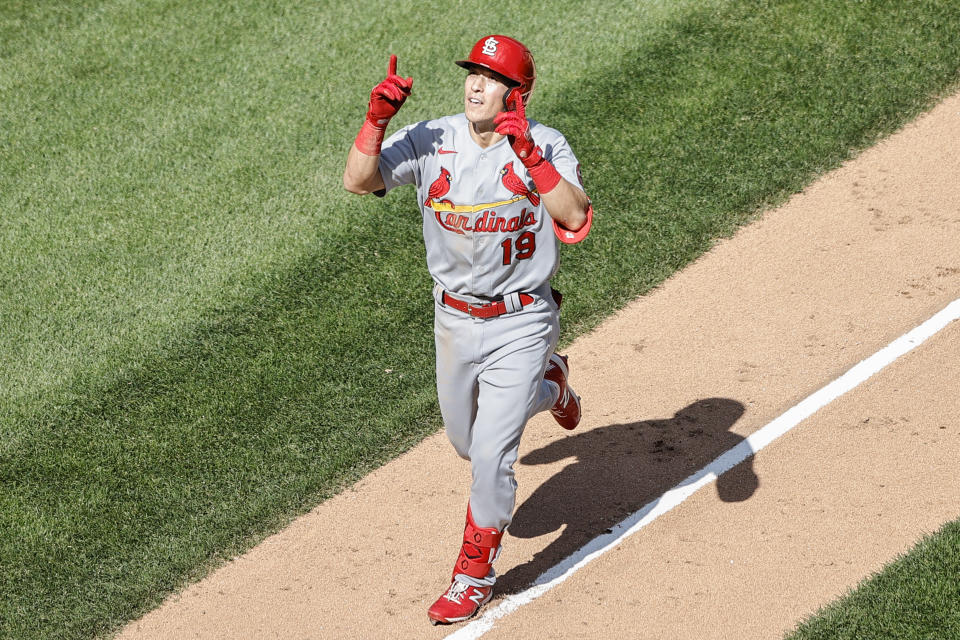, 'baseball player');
343,34,593,625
